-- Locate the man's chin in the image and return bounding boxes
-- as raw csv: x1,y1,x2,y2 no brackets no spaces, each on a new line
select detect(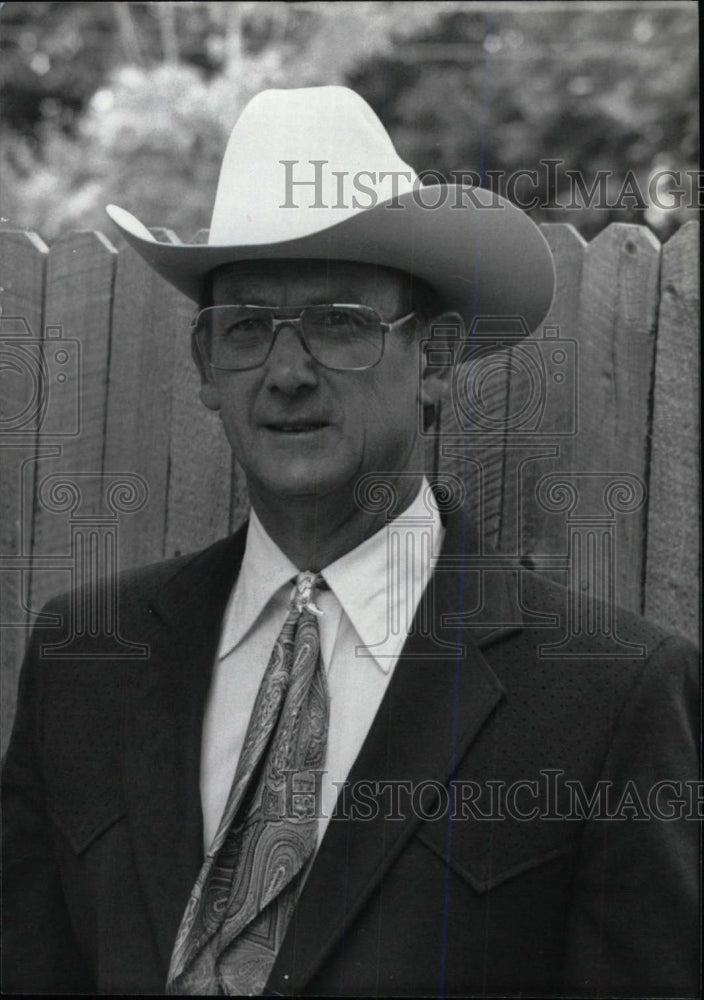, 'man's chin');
249,463,354,504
